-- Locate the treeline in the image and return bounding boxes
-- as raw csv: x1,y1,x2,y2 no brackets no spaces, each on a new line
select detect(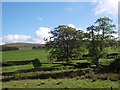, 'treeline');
2,46,19,51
